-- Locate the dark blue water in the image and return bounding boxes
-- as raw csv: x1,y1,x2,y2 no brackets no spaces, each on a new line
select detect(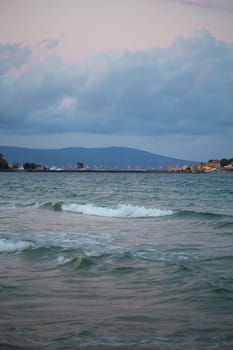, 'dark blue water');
0,172,233,349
